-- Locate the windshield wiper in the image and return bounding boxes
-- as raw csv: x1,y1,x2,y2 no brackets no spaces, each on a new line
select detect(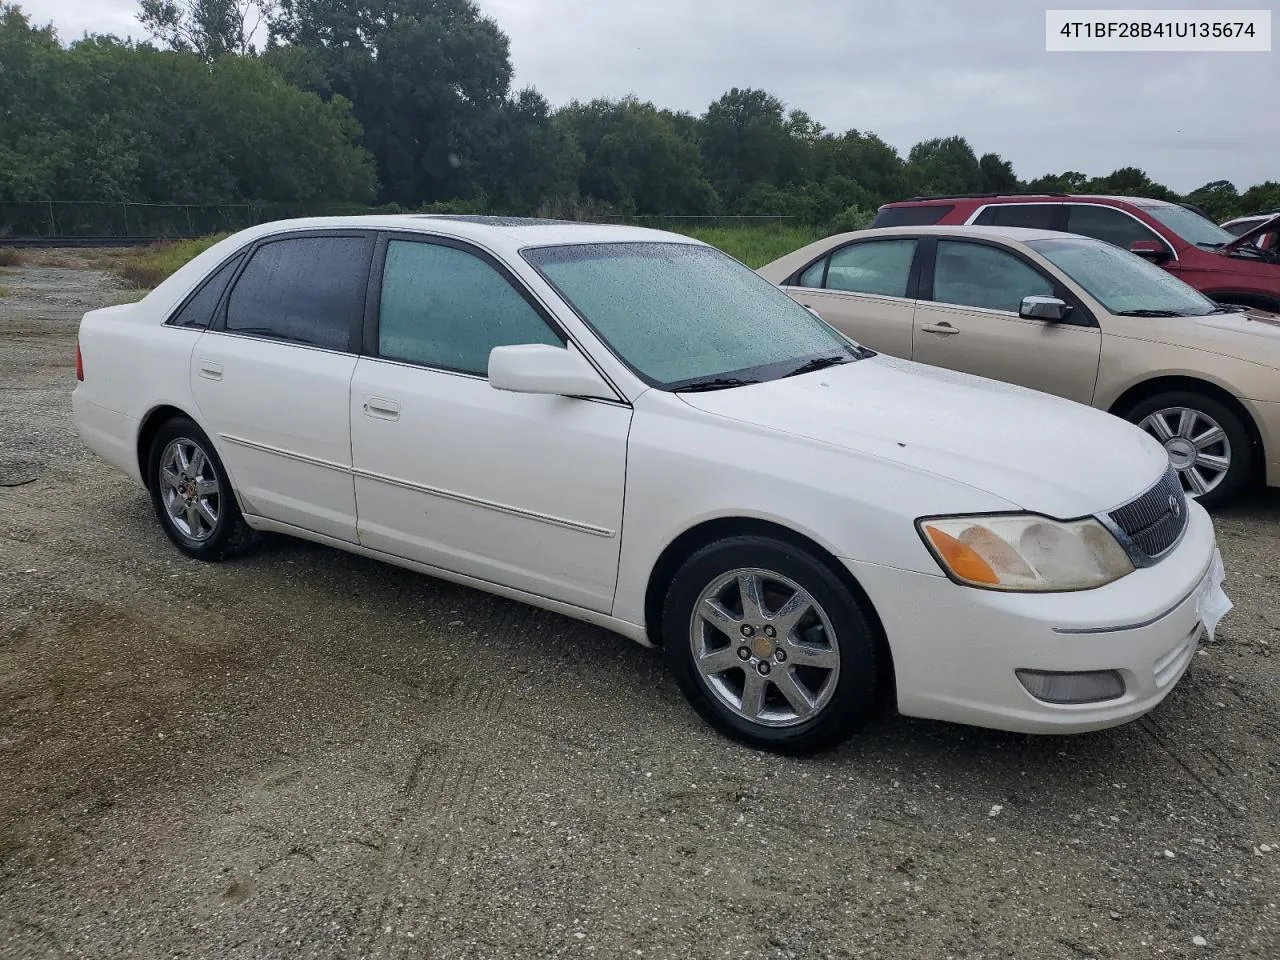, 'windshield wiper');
1114,309,1182,317
781,354,854,378
1209,303,1247,314
672,376,761,393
